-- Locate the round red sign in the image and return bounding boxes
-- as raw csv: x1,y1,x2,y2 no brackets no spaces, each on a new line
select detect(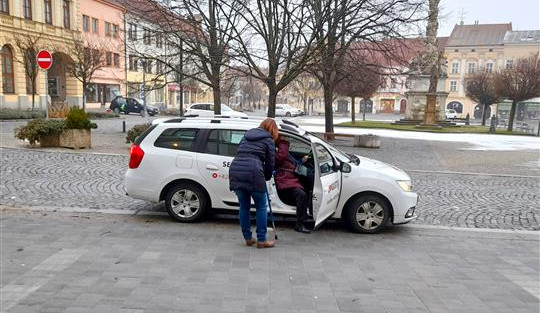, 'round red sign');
36,50,53,70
